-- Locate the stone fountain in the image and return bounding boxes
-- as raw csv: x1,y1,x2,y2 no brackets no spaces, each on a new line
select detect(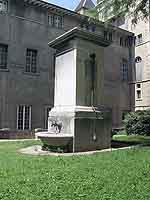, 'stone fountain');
36,27,112,153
